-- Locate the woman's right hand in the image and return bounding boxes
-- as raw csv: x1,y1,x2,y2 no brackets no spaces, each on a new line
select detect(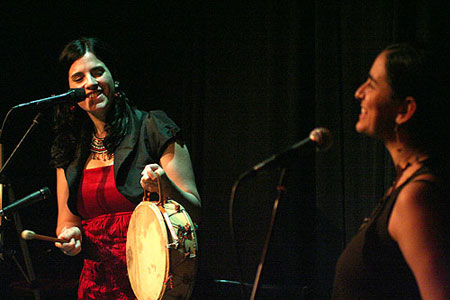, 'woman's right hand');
55,226,82,256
